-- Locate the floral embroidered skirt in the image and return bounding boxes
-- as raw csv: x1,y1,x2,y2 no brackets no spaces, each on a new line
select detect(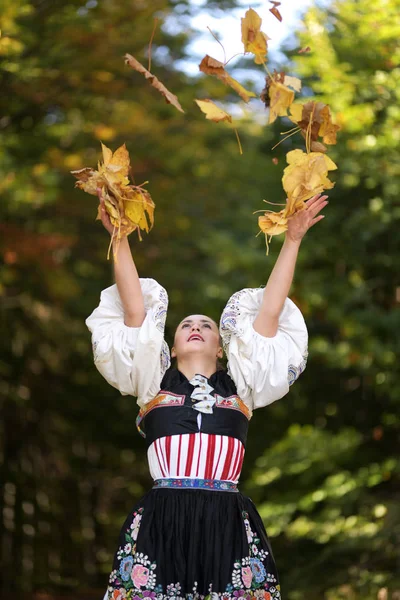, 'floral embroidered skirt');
105,486,280,600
